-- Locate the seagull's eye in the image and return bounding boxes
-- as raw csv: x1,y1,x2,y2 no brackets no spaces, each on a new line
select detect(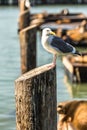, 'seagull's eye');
47,30,50,32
